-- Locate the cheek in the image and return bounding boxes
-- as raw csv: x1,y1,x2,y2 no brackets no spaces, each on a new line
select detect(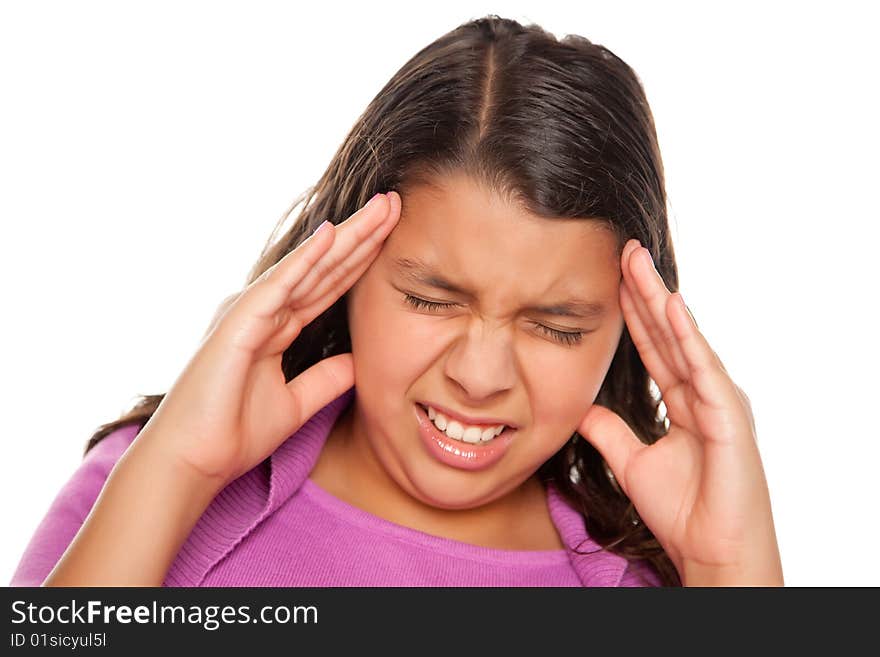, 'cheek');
528,363,596,432
348,282,440,389
527,333,621,432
